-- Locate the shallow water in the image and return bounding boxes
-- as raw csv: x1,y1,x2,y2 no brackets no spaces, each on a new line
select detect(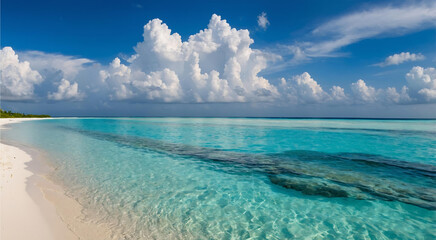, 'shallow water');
2,118,435,239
